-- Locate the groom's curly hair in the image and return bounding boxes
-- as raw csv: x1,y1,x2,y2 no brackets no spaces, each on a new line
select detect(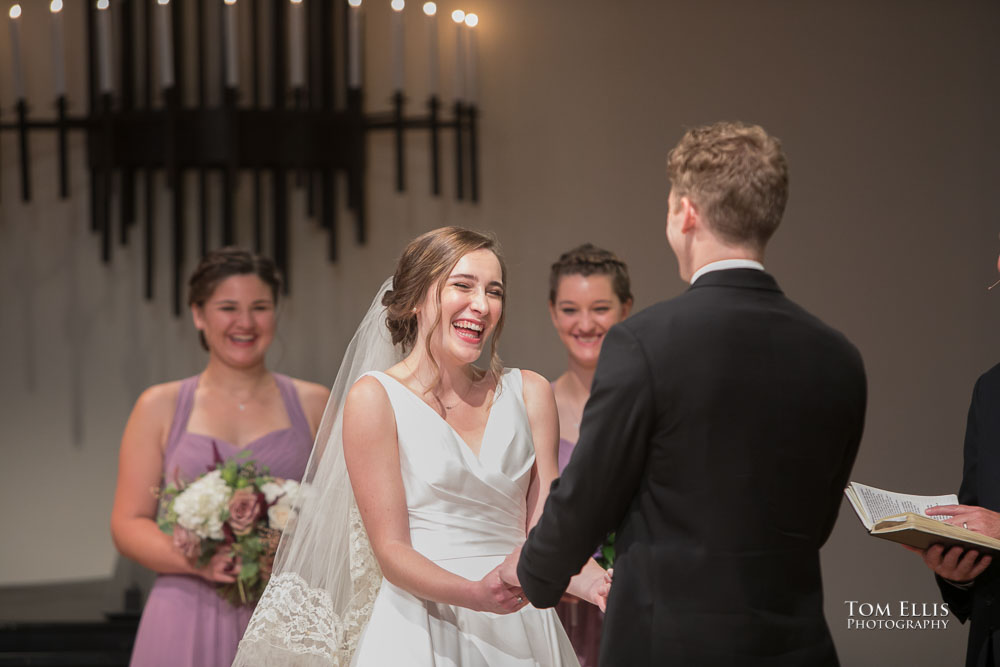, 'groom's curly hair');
667,121,788,252
383,226,507,393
